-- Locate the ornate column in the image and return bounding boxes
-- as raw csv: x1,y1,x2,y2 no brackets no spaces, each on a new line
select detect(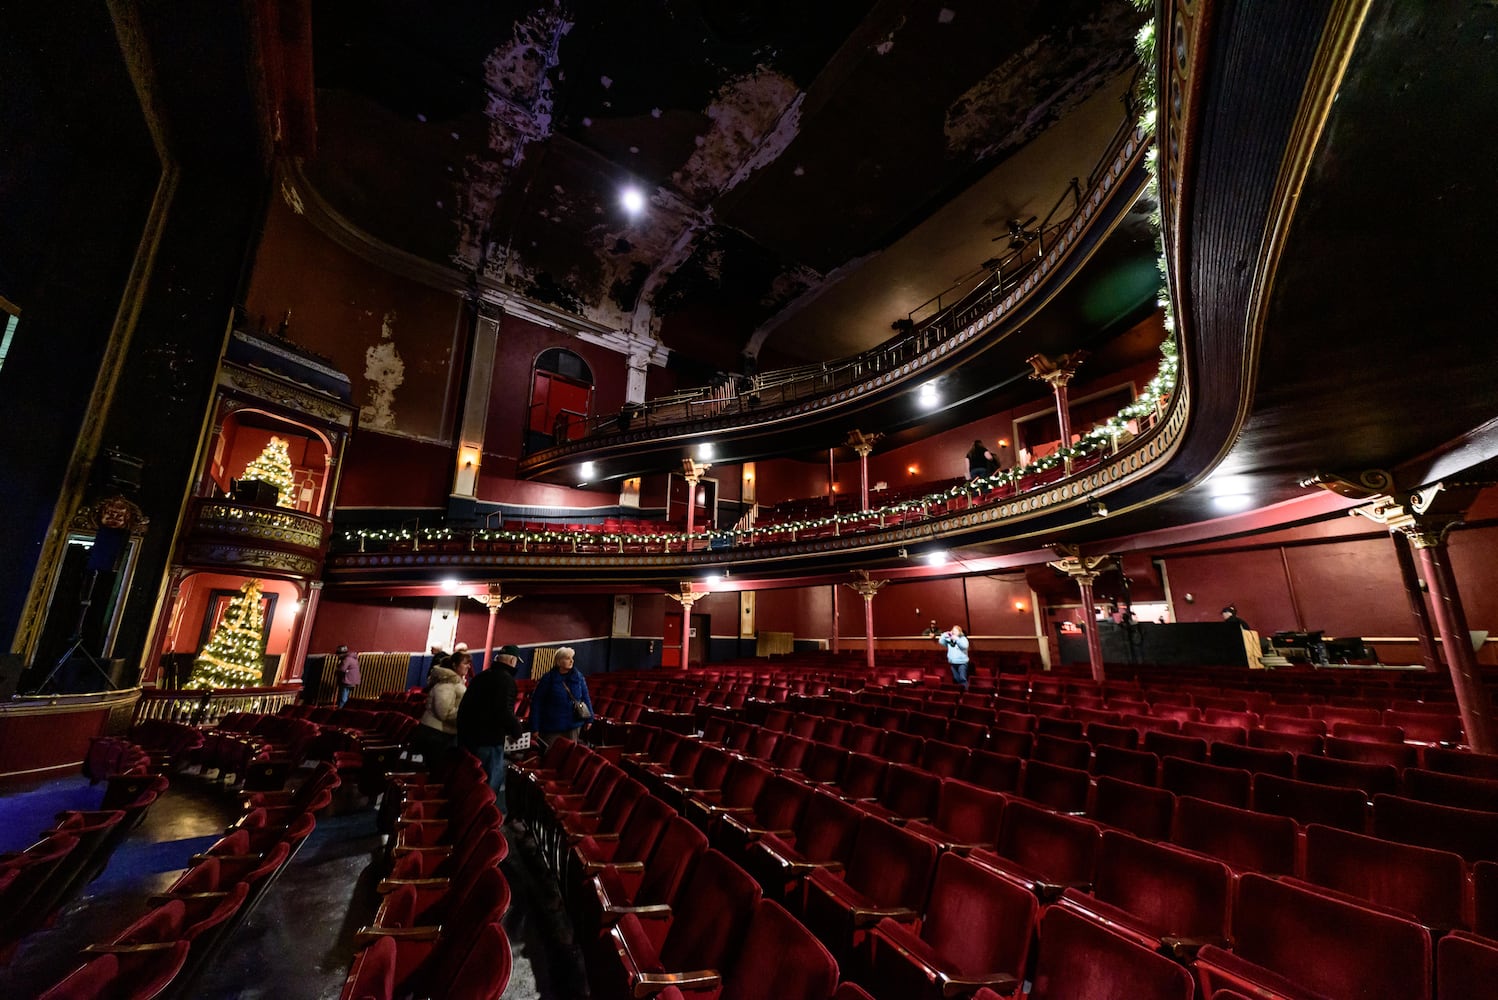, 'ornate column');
830,585,840,654
454,301,502,497
681,459,710,551
846,430,882,512
626,346,652,405
1049,545,1112,682
1389,531,1440,672
282,579,323,684
1027,351,1089,469
666,583,705,669
843,571,887,670
470,583,521,673
1326,476,1497,753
